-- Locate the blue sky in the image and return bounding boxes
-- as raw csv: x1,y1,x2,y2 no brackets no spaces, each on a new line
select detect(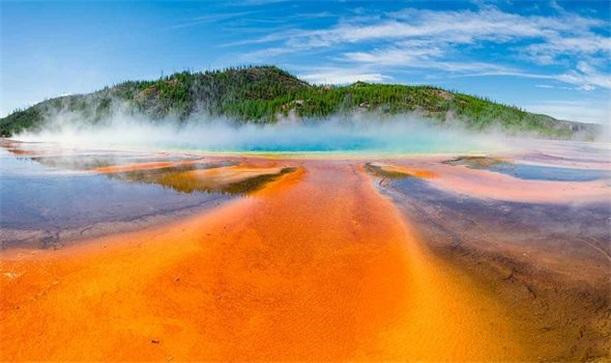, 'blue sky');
1,0,609,124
